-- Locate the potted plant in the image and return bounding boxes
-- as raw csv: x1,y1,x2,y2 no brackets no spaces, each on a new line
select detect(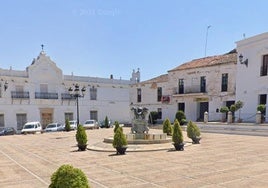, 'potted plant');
113,121,120,133
49,164,90,188
65,119,71,132
163,118,172,136
172,119,184,151
220,106,229,122
257,104,266,123
230,104,236,123
175,110,187,125
104,116,109,128
187,121,201,144
113,127,128,155
235,100,244,122
76,125,88,151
